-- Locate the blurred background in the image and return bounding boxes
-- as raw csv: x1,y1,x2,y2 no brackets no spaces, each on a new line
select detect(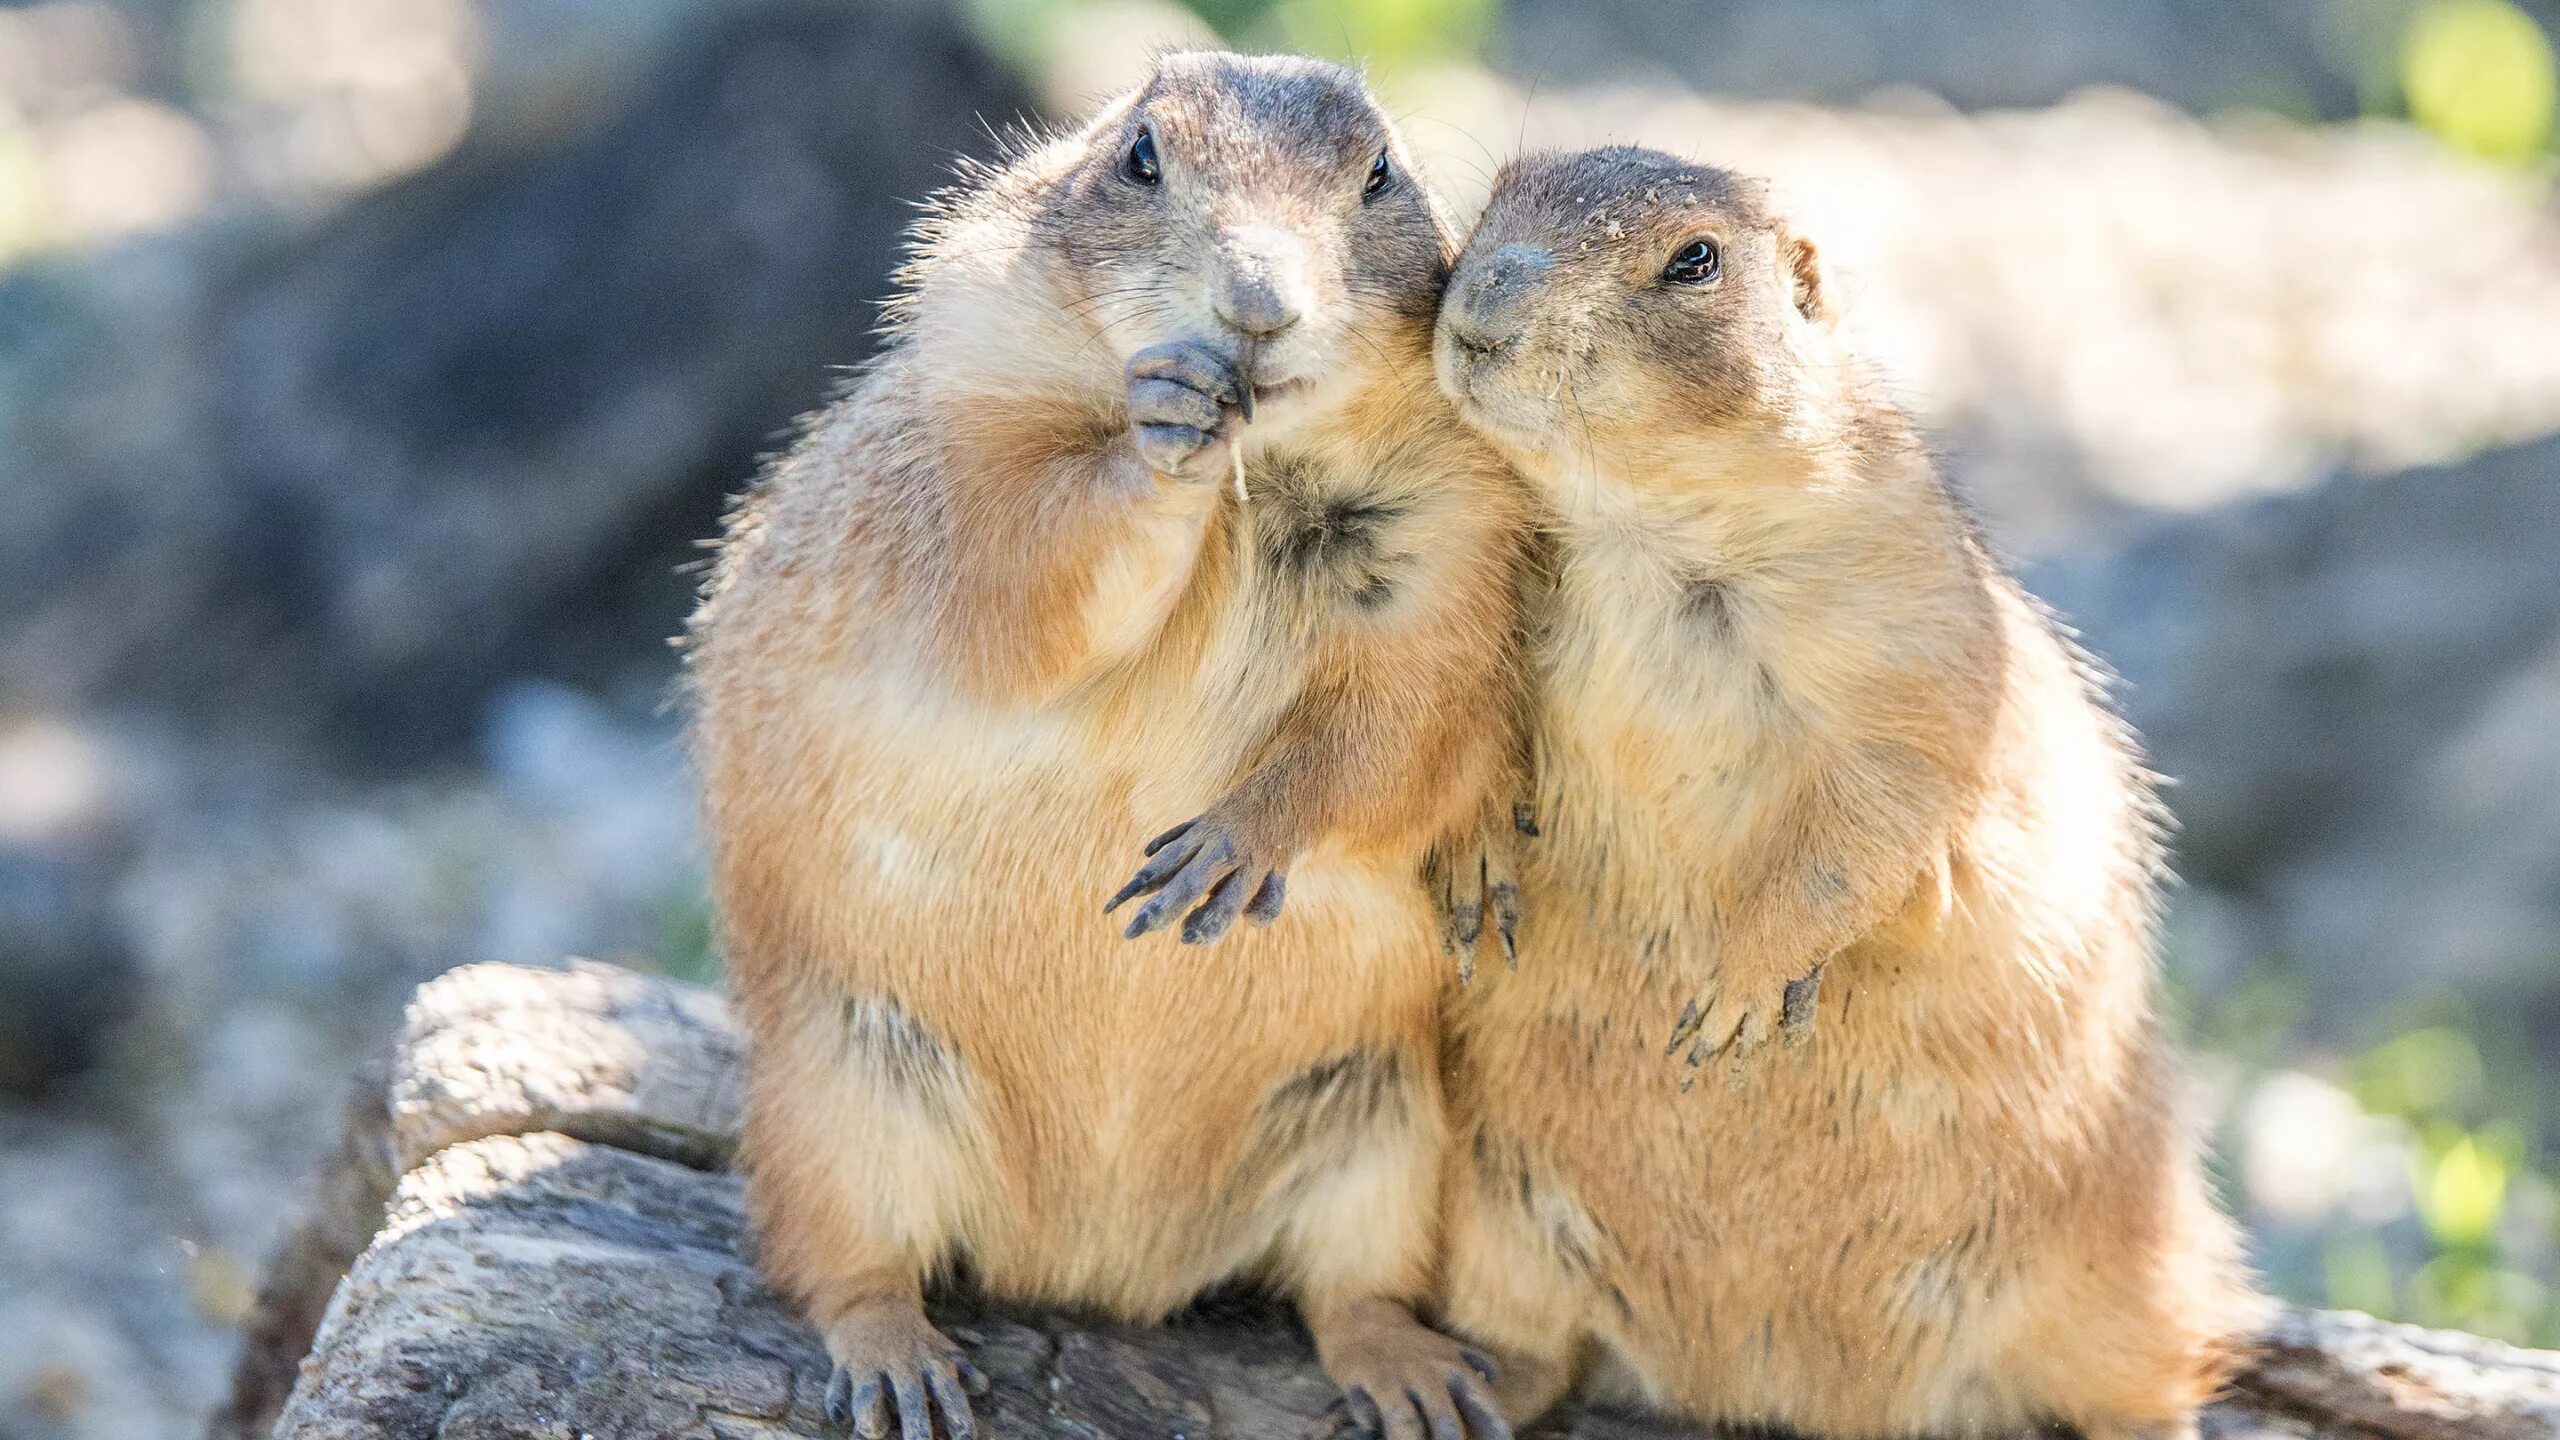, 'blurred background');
2,0,2558,1434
